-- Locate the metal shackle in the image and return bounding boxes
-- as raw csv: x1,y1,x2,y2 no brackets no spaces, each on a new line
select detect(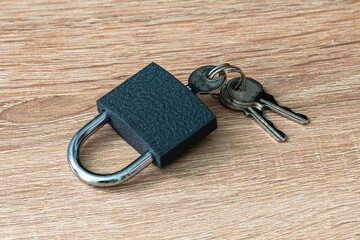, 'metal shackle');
67,112,154,187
